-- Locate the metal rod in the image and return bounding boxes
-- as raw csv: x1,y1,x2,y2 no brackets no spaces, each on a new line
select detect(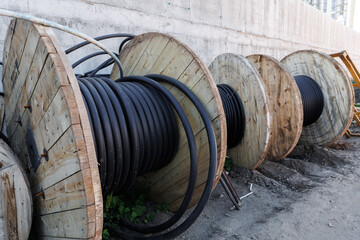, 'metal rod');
219,176,240,210
222,169,240,200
